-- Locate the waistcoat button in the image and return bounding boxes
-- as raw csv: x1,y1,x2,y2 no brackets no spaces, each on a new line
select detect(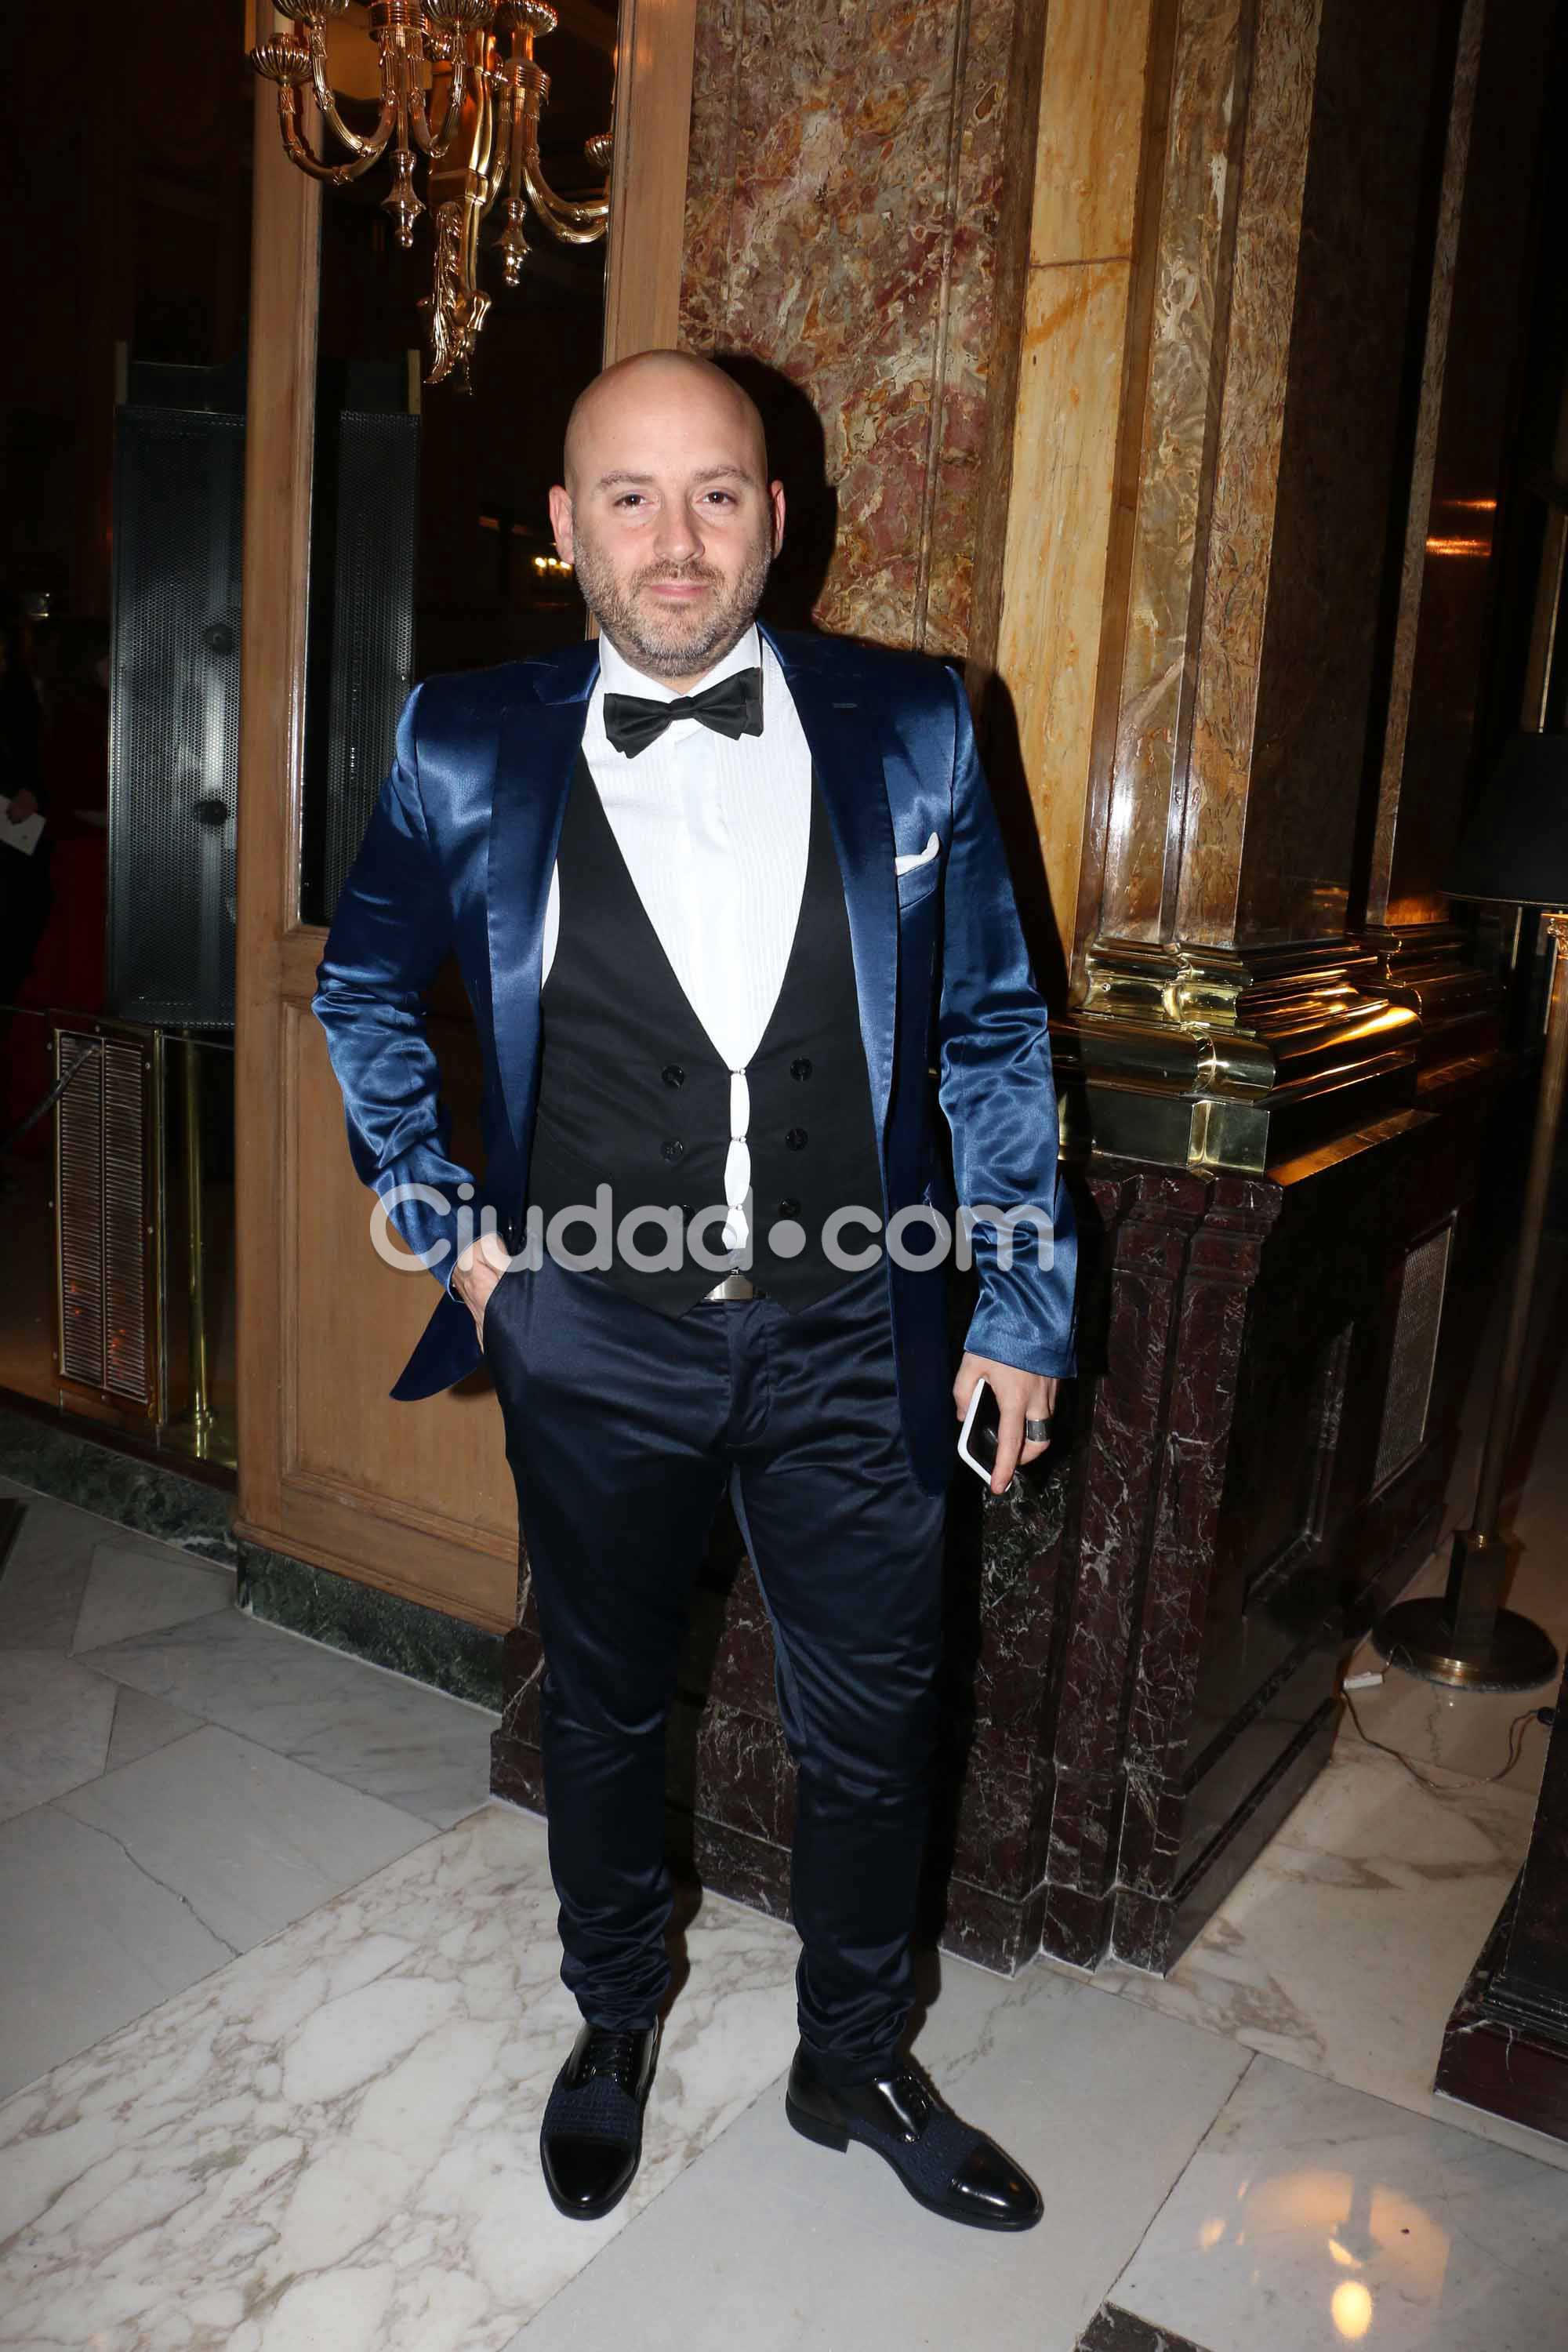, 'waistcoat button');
790,1057,812,1081
662,1138,686,1163
662,1064,686,1088
785,1128,808,1151
776,1198,801,1219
